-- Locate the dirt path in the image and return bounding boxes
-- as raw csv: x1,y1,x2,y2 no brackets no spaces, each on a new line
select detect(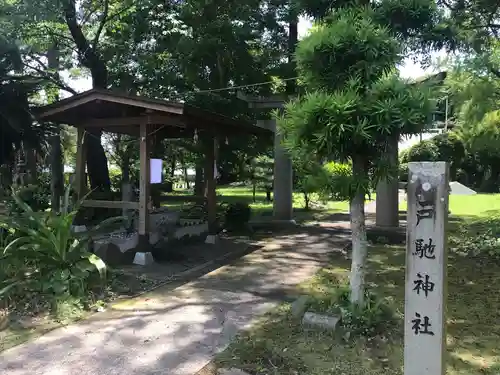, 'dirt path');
0,228,349,375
